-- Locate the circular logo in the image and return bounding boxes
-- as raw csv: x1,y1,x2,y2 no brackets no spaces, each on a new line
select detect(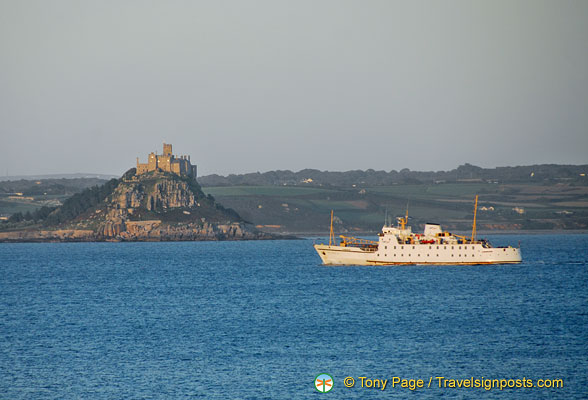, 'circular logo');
315,373,334,393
